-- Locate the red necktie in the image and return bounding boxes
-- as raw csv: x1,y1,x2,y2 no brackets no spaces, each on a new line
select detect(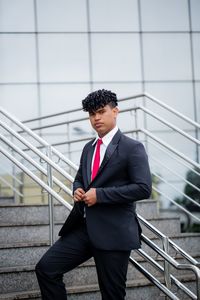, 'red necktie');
91,138,103,180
